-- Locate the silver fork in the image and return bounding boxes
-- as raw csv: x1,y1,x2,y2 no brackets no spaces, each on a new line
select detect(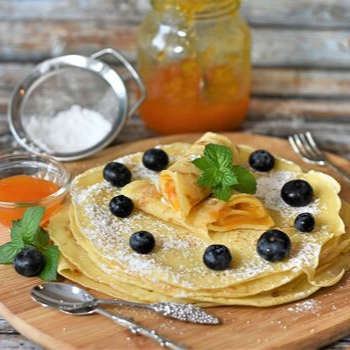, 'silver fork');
289,131,350,186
